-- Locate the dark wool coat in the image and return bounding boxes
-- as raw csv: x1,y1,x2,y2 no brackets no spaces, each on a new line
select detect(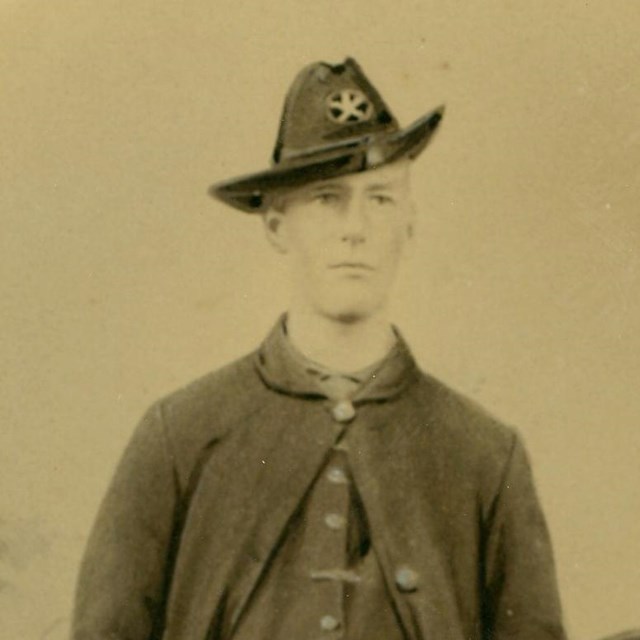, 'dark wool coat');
72,327,566,640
